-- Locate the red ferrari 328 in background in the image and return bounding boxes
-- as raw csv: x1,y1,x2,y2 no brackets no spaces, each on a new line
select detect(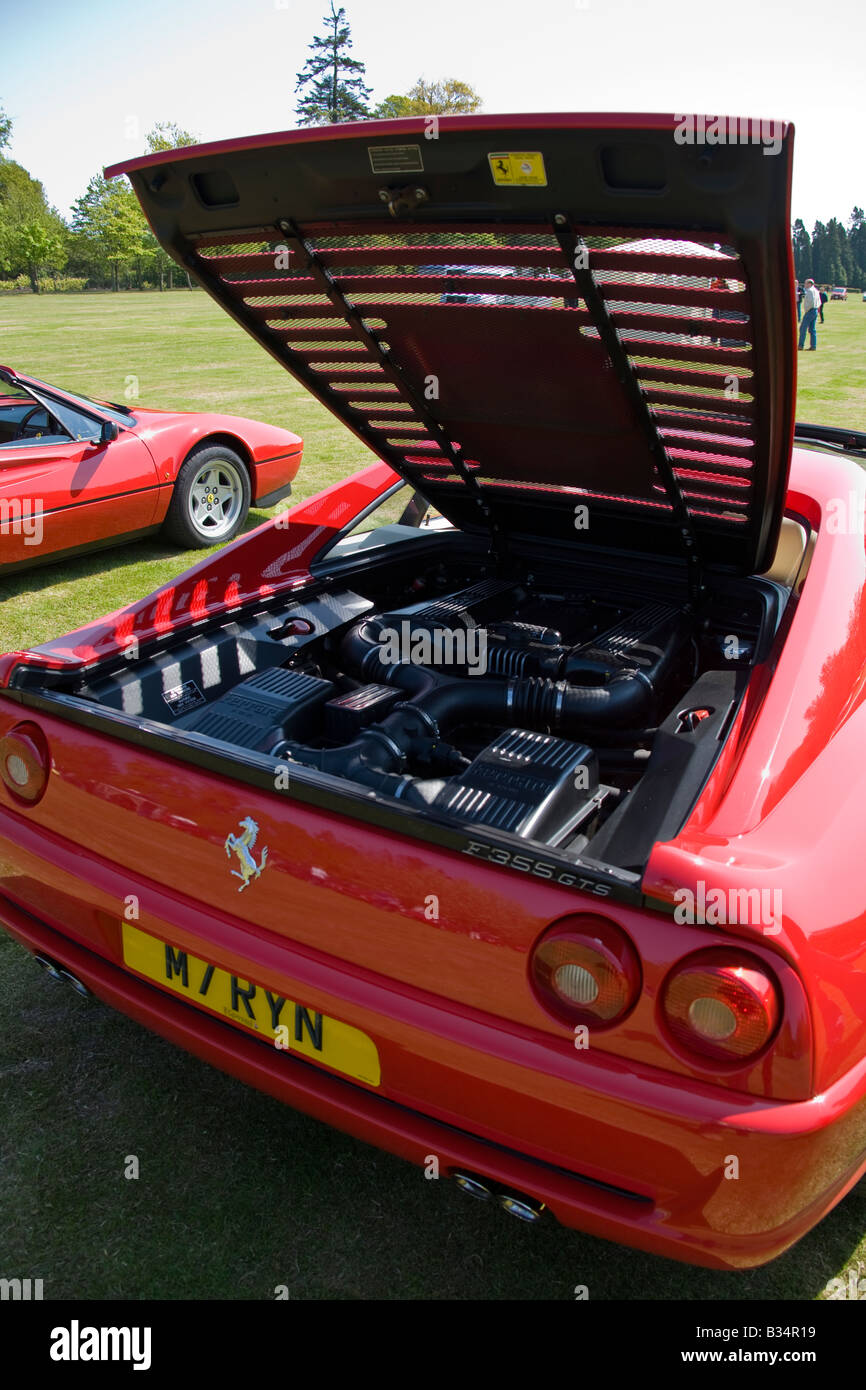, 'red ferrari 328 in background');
1,113,866,1270
0,366,303,570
